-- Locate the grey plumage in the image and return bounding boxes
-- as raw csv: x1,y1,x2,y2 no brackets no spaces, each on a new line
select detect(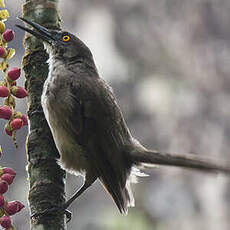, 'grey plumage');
16,18,230,216
42,42,137,213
